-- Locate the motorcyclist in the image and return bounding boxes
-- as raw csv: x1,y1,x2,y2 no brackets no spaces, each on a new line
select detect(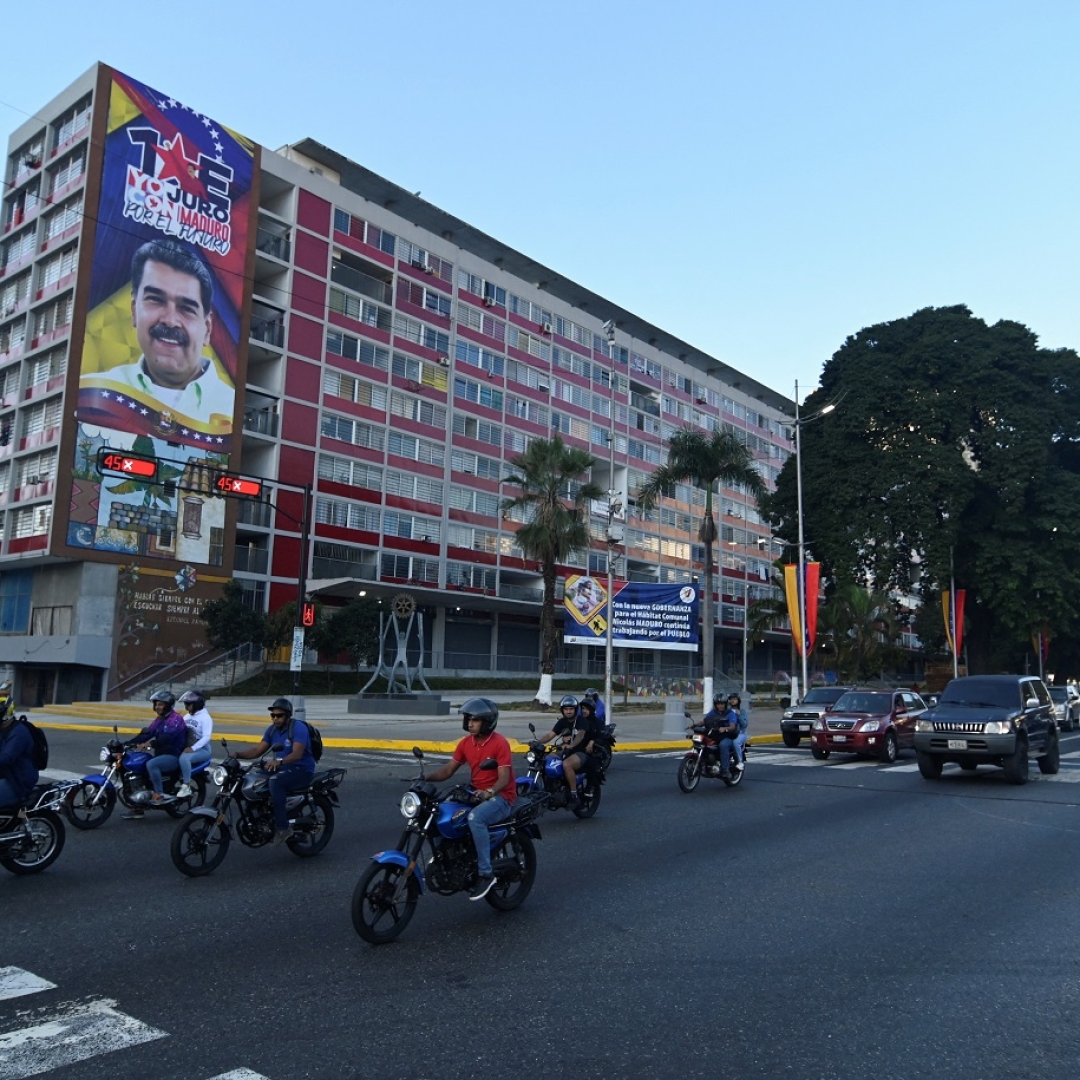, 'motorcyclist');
0,701,37,807
696,693,738,779
175,690,214,799
124,689,188,819
231,698,316,844
423,697,515,901
728,693,749,772
535,694,598,808
583,688,606,725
